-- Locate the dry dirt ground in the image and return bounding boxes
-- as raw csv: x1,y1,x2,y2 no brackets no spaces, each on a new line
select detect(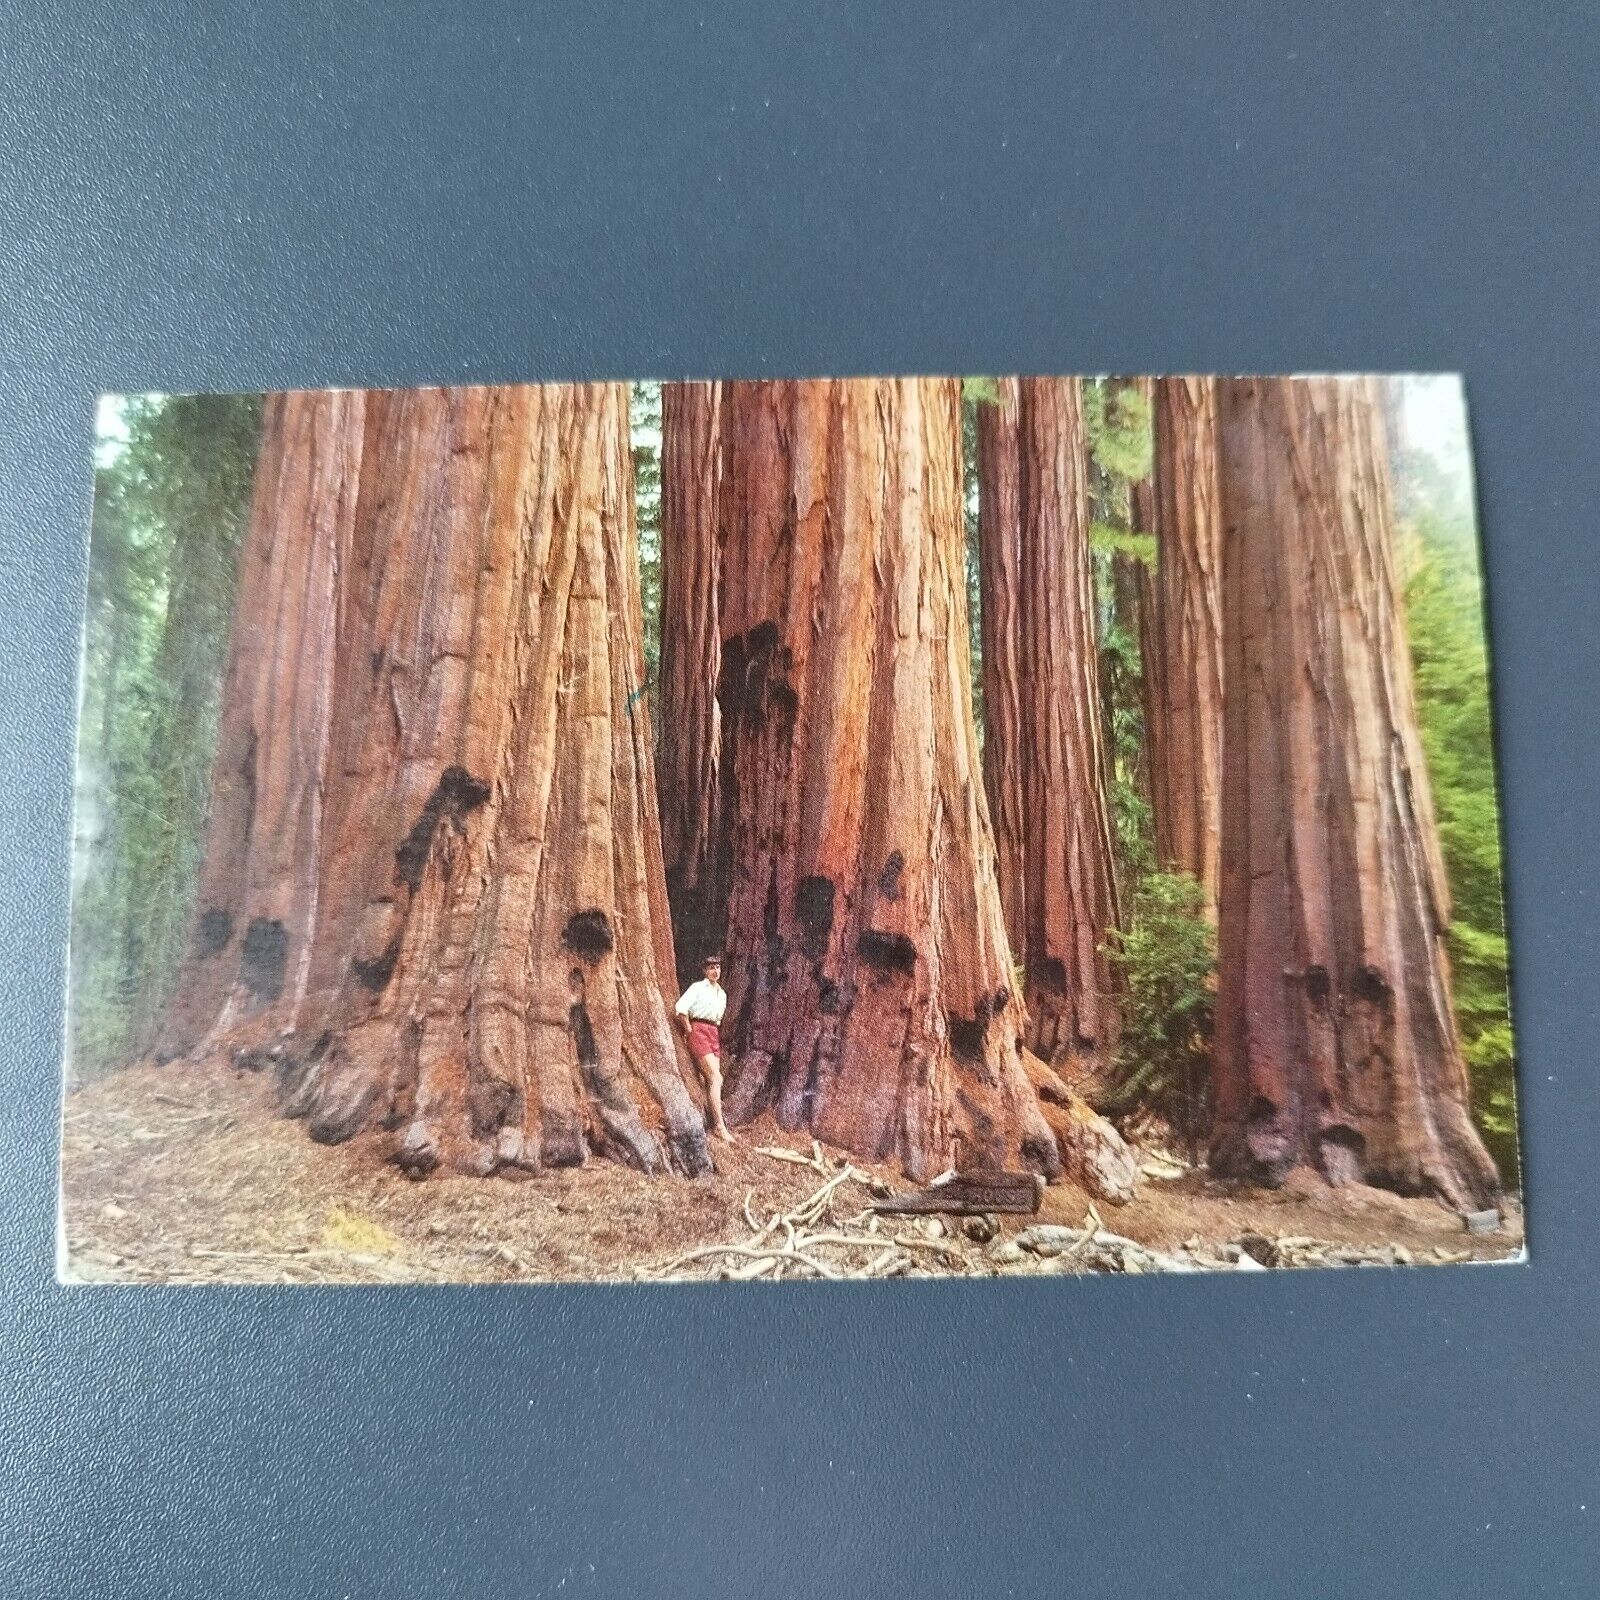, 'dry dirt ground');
59,1060,1524,1285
